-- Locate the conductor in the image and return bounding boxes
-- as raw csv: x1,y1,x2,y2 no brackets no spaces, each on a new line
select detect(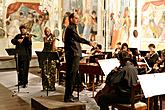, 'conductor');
64,13,94,102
